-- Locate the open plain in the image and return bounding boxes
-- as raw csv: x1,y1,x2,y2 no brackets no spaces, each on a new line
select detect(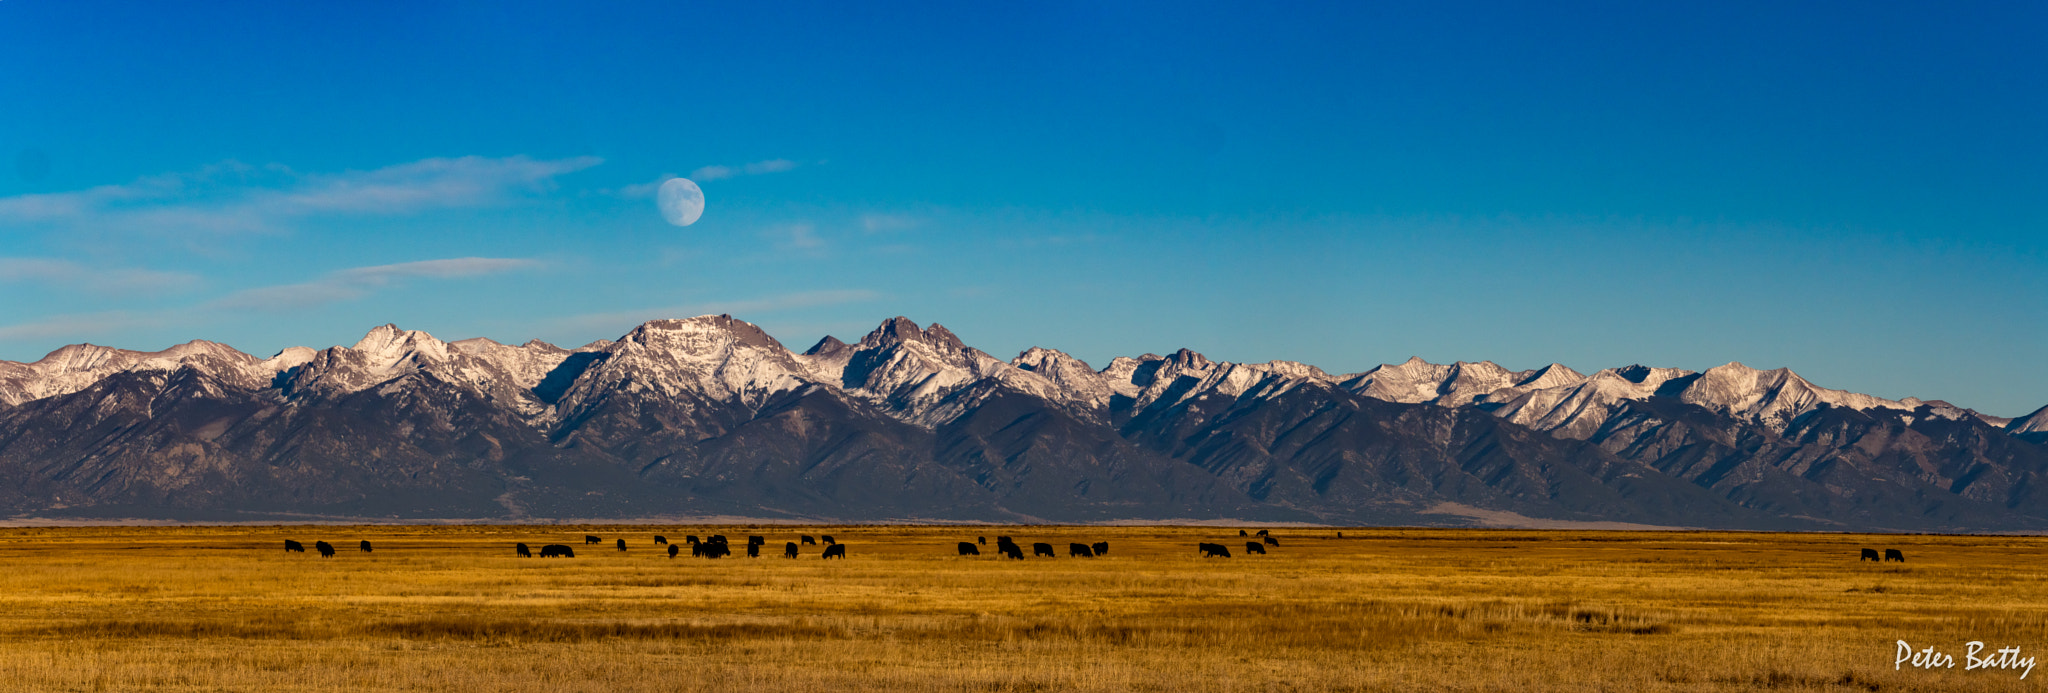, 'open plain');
0,525,2042,692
